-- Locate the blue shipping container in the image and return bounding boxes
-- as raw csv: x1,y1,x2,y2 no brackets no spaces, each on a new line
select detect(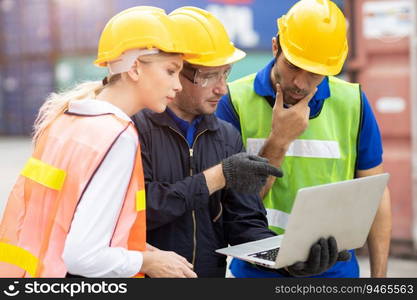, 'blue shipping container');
56,0,113,52
0,65,5,134
1,62,25,134
21,0,52,55
22,60,54,135
1,60,54,135
0,0,52,56
0,0,22,56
